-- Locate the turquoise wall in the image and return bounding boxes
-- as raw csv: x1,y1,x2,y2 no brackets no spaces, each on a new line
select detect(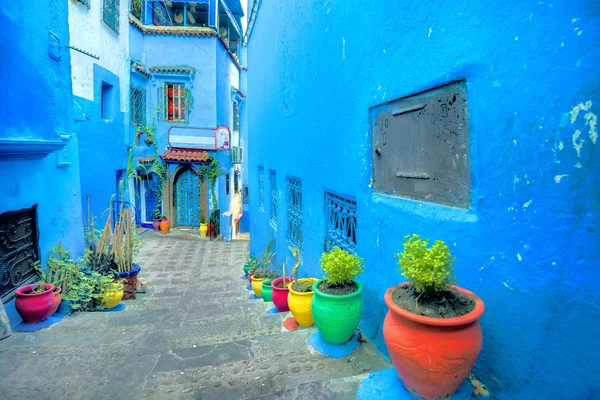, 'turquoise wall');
0,0,85,323
247,1,600,398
